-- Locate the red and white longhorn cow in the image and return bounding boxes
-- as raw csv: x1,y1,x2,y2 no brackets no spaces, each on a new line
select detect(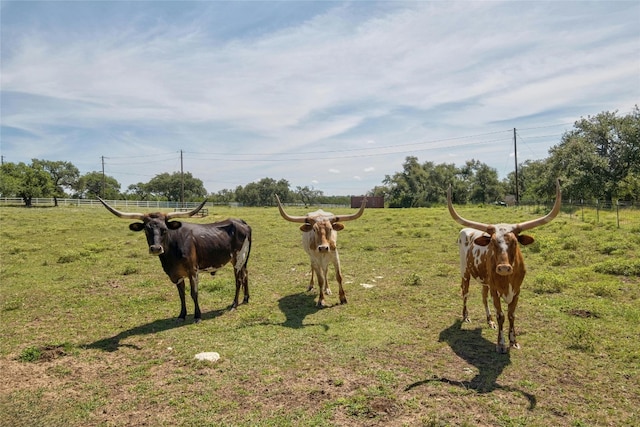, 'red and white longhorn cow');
275,196,366,308
99,199,252,322
447,181,561,353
